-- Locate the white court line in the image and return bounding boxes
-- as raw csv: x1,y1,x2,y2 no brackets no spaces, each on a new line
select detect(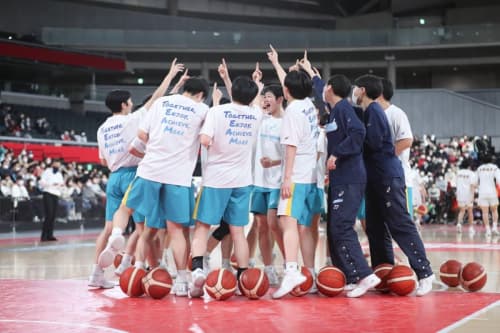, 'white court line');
0,319,127,333
0,243,95,252
437,300,500,333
